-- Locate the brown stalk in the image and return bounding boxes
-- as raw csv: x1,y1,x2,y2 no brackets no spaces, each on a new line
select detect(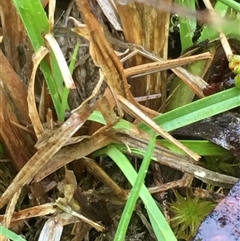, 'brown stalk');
1,189,21,235
34,127,237,188
0,50,36,171
0,203,58,227
75,0,199,160
114,0,171,110
122,0,229,30
34,132,112,182
44,33,76,89
27,46,48,139
121,48,209,97
0,102,98,209
84,158,128,200
113,130,238,187
117,95,200,160
124,53,211,77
